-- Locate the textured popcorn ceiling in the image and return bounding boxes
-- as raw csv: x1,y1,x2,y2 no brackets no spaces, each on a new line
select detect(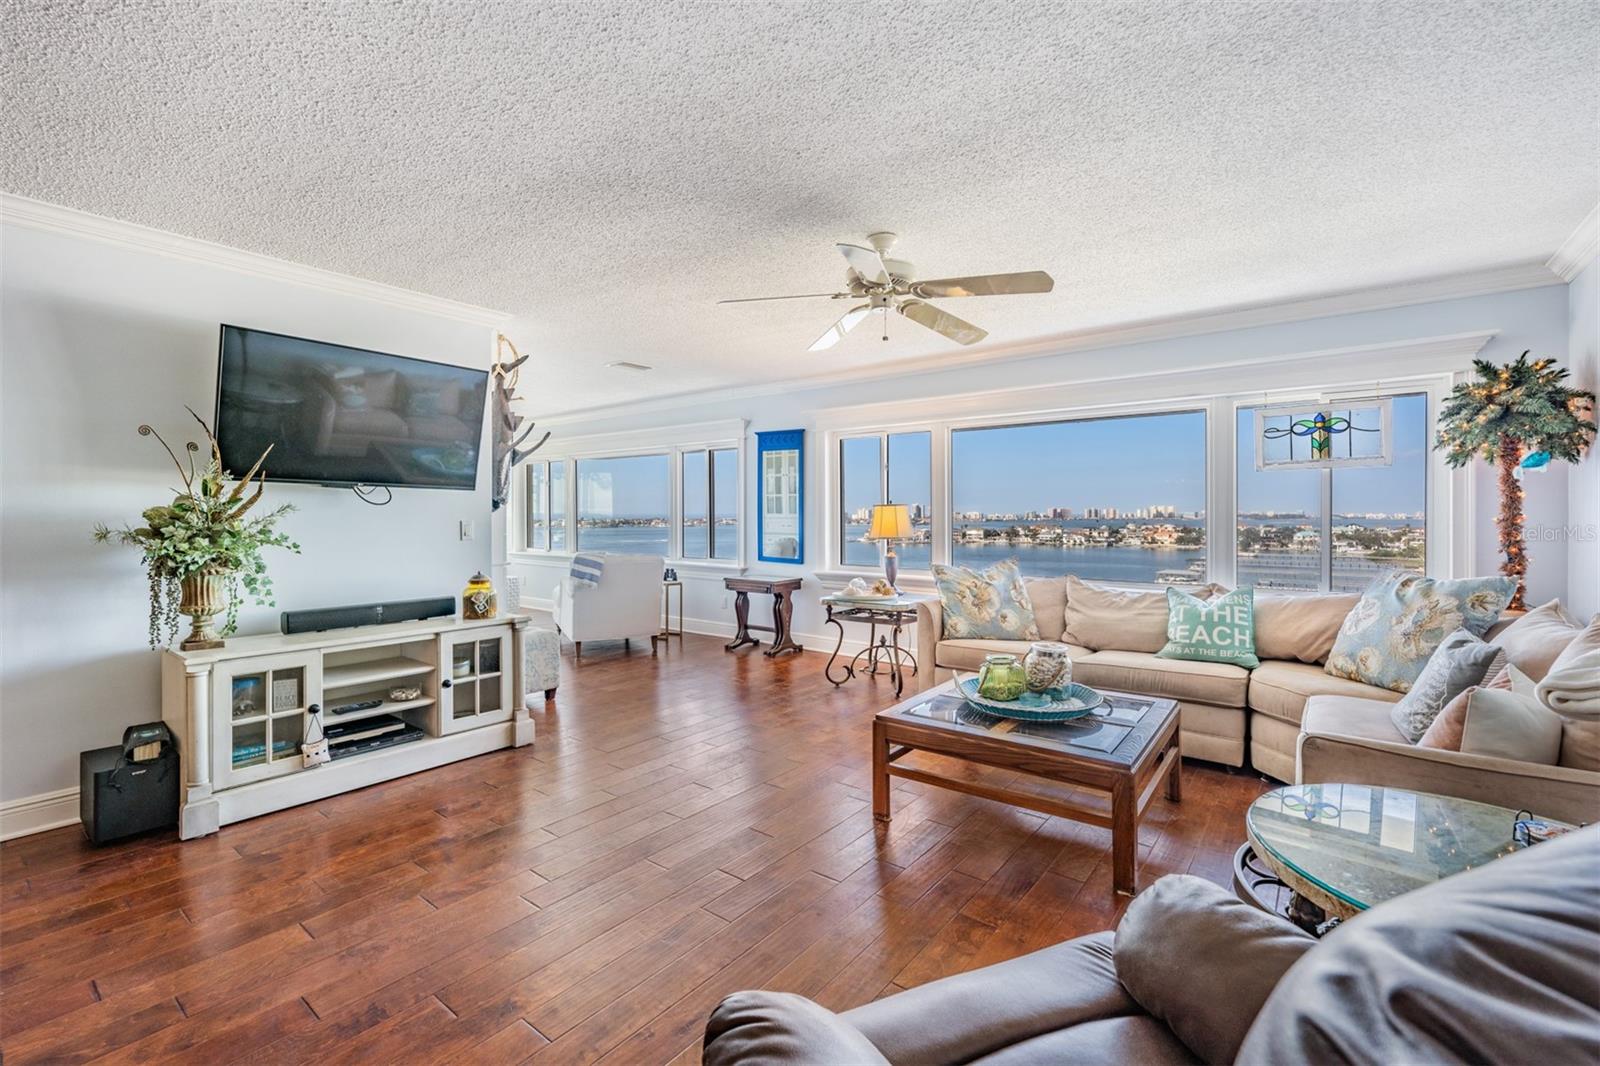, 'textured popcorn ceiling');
4,1,1597,415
